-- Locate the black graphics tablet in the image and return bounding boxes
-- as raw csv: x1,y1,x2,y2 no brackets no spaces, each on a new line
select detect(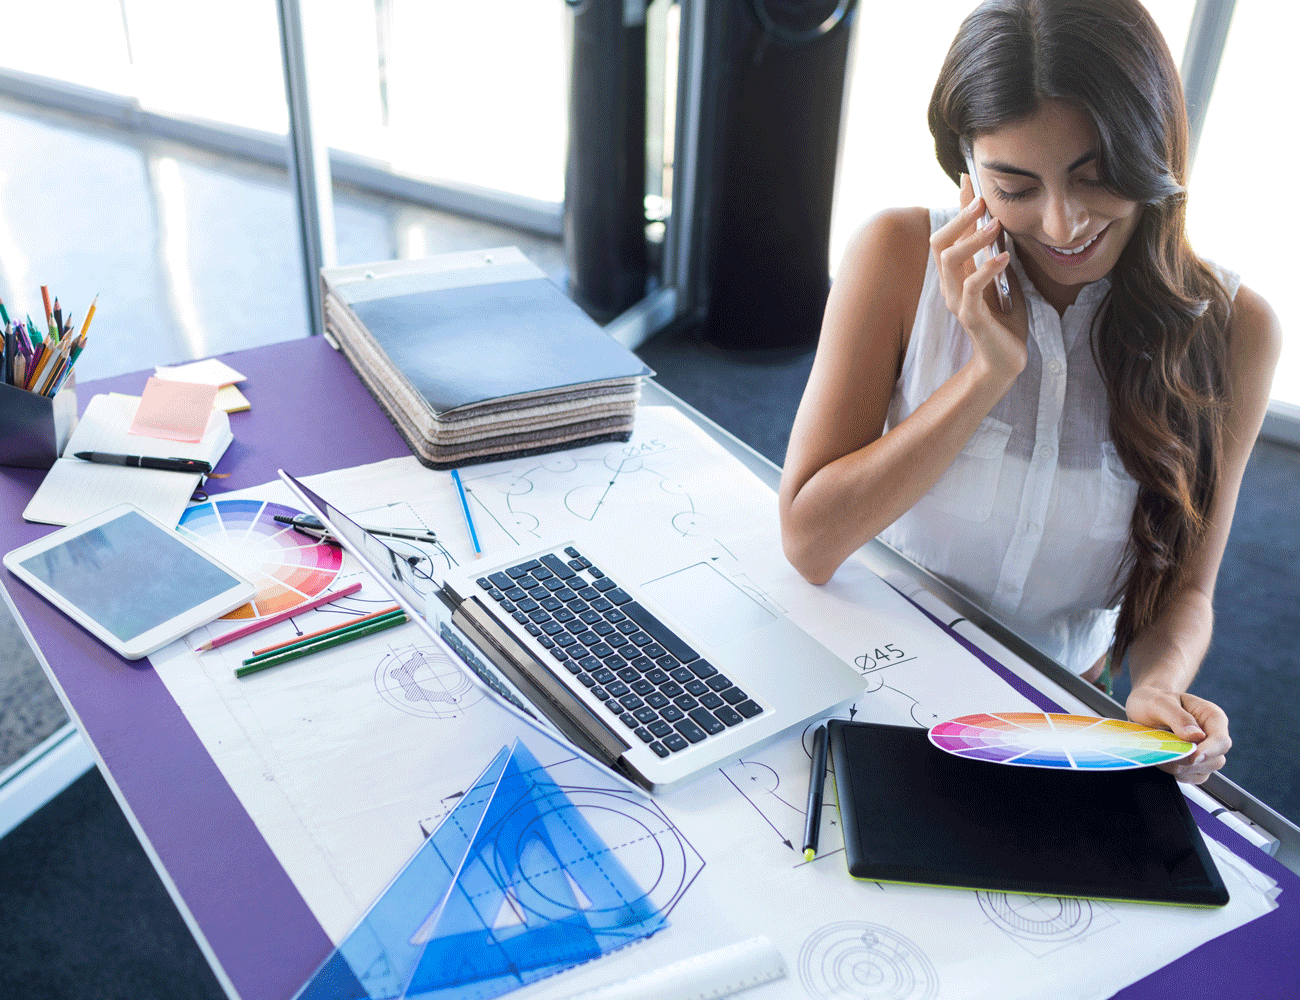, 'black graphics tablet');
828,720,1229,906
